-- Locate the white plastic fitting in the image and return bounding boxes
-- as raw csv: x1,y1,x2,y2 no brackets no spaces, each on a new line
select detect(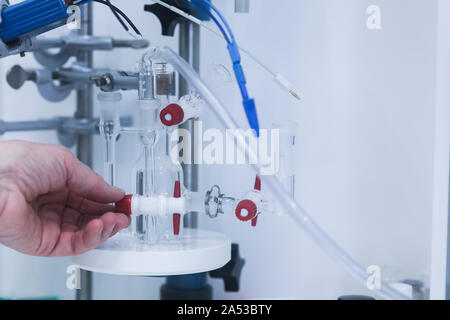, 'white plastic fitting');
116,194,186,217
